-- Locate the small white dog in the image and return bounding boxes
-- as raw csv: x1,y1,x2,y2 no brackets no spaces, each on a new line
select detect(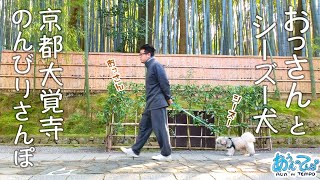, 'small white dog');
216,132,256,156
